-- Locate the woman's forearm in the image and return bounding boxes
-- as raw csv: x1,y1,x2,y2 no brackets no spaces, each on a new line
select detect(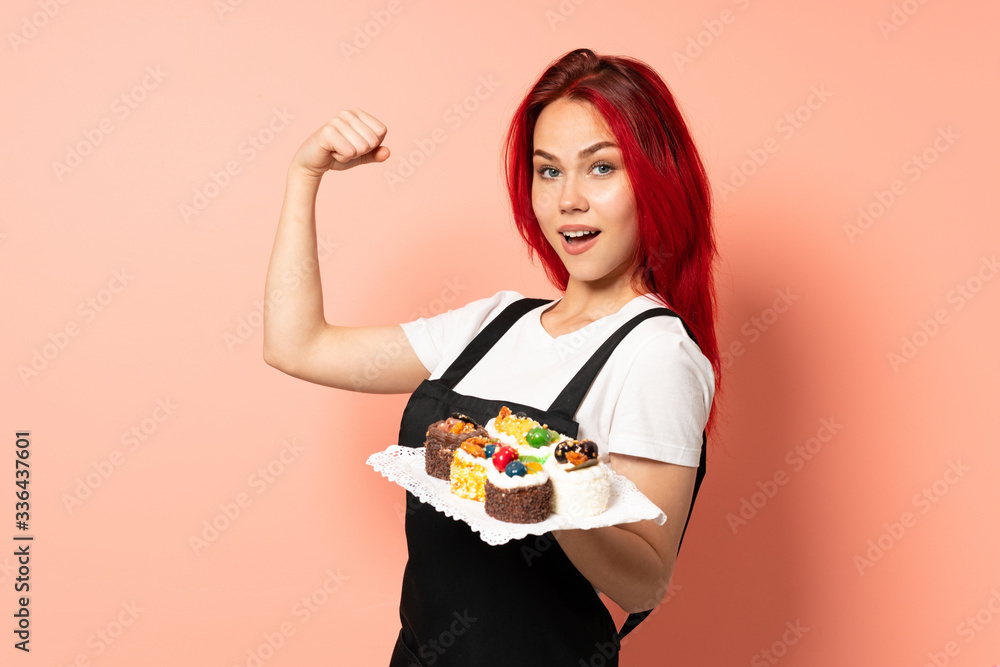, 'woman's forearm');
553,524,673,613
553,454,697,614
